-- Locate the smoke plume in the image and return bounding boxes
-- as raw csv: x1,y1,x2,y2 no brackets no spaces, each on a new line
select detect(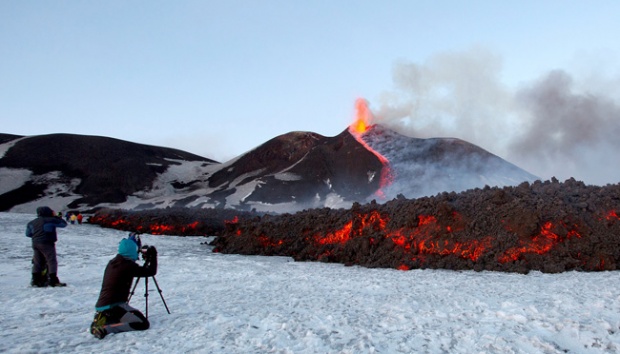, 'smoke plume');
375,47,620,185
